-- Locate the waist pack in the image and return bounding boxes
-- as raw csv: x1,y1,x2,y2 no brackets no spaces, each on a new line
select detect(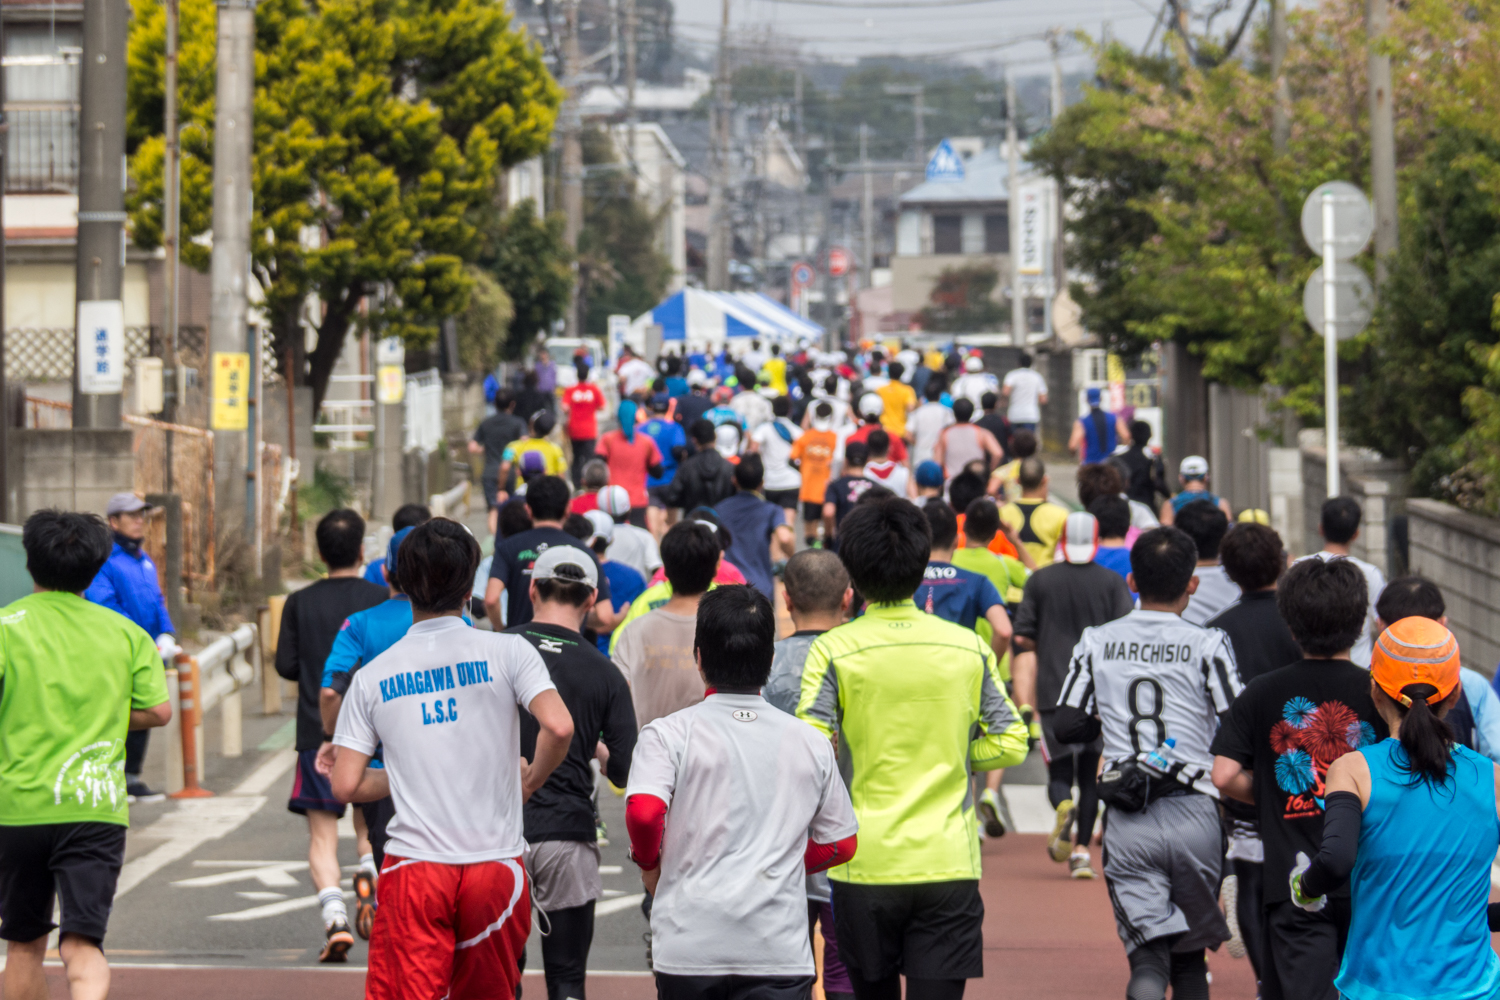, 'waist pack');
1096,759,1186,814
